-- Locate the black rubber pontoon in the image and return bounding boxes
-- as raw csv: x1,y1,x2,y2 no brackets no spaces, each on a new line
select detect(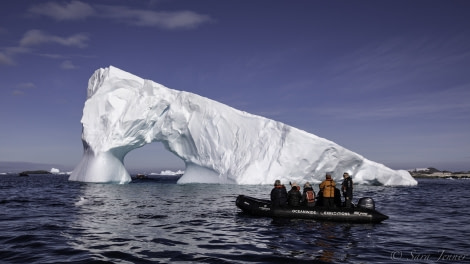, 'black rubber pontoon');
236,195,389,223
